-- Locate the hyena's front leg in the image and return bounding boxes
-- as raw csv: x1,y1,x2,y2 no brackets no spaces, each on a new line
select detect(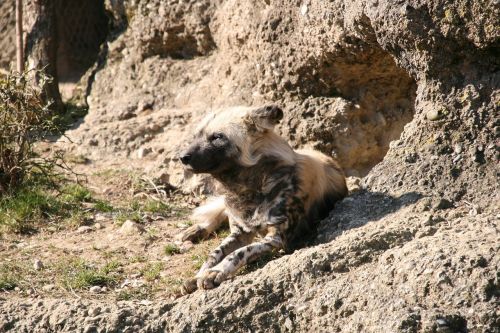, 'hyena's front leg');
179,197,227,242
197,231,284,290
182,230,255,293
